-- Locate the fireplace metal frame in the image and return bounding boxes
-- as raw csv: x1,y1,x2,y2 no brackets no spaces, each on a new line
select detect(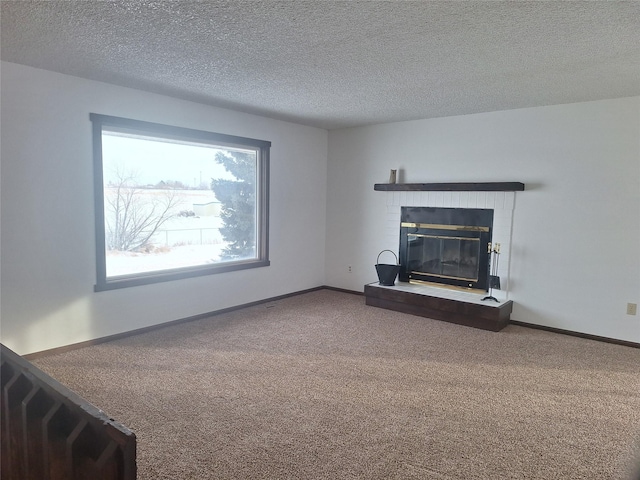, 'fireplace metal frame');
399,207,494,291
